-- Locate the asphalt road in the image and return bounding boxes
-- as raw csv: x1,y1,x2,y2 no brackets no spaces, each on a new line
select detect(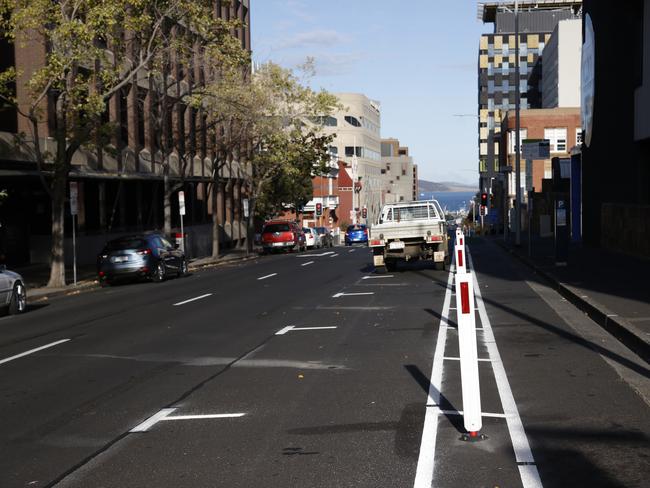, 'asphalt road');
0,240,648,487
